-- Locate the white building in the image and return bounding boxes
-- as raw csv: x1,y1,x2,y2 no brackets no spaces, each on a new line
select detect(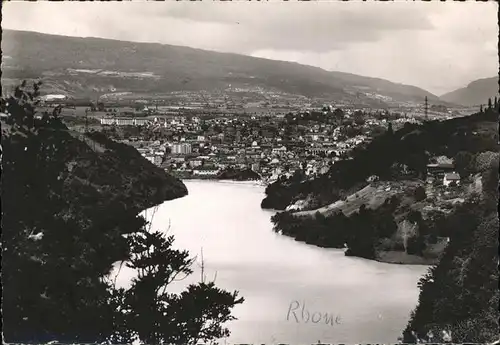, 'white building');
135,118,149,126
100,117,149,126
100,118,115,125
193,168,220,176
171,143,192,155
443,172,461,187
116,118,134,126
